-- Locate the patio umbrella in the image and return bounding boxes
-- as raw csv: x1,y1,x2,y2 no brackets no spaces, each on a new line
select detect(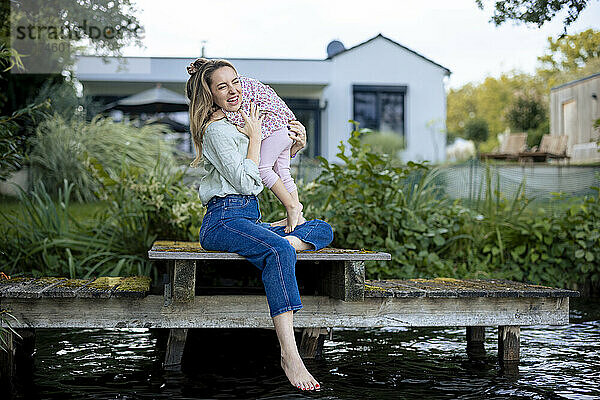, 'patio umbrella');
104,84,189,114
